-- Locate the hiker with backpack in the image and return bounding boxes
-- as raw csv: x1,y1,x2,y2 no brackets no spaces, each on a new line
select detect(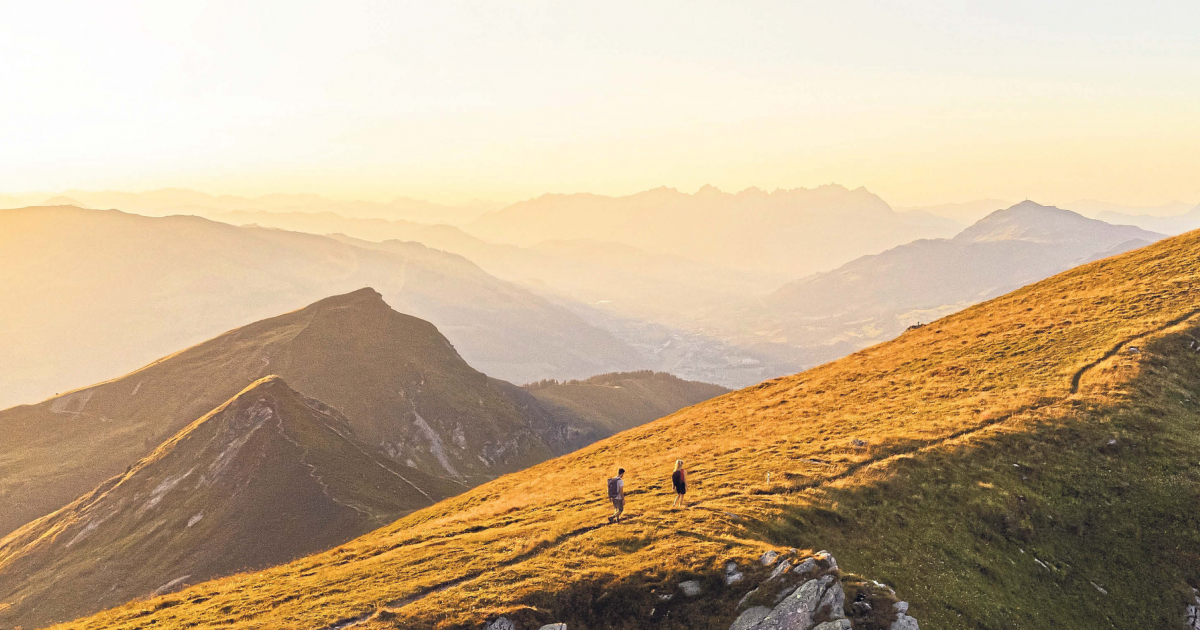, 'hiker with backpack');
672,459,687,507
607,468,625,523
